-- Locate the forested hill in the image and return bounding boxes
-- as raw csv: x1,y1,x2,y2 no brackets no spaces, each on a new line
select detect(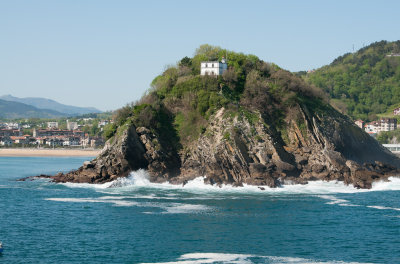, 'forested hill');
304,40,400,121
